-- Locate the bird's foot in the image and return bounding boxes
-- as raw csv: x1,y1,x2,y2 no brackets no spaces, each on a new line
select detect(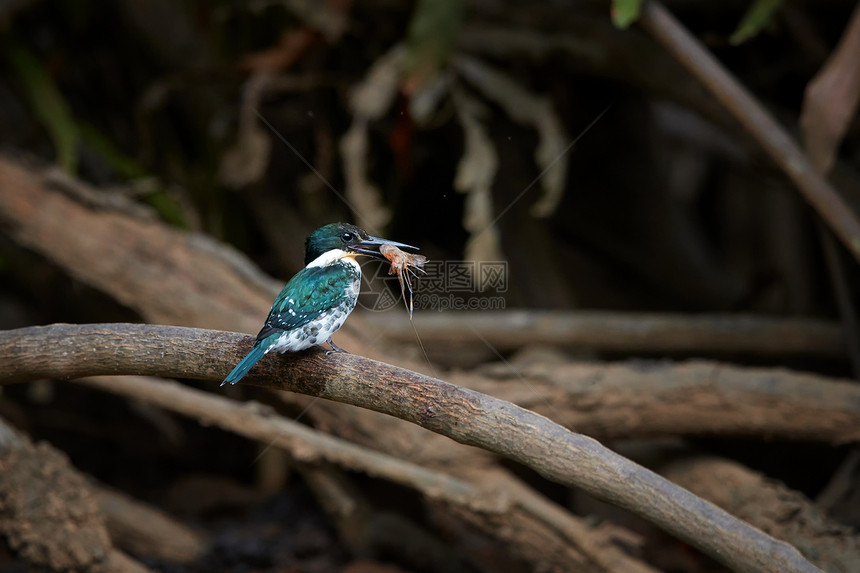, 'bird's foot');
325,337,349,355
